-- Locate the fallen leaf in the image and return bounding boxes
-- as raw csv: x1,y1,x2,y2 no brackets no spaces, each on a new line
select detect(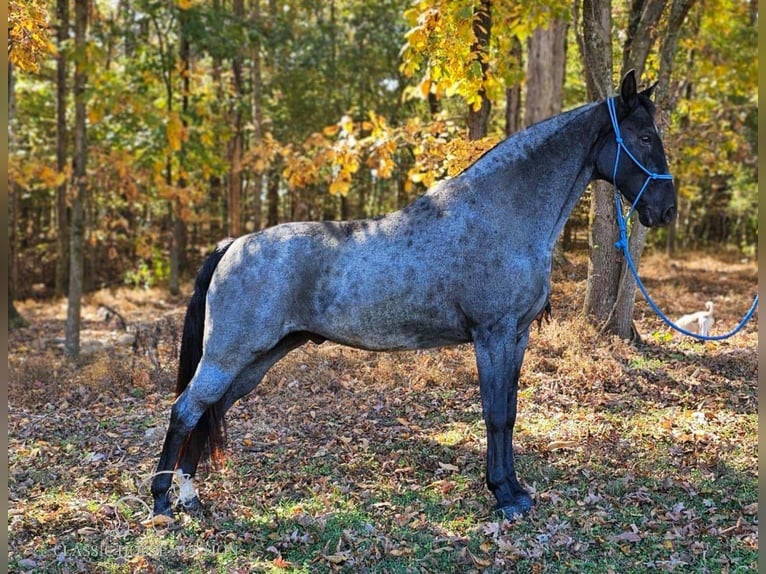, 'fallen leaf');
140,514,175,528
273,556,290,569
547,439,579,451
322,553,348,564
608,525,641,543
